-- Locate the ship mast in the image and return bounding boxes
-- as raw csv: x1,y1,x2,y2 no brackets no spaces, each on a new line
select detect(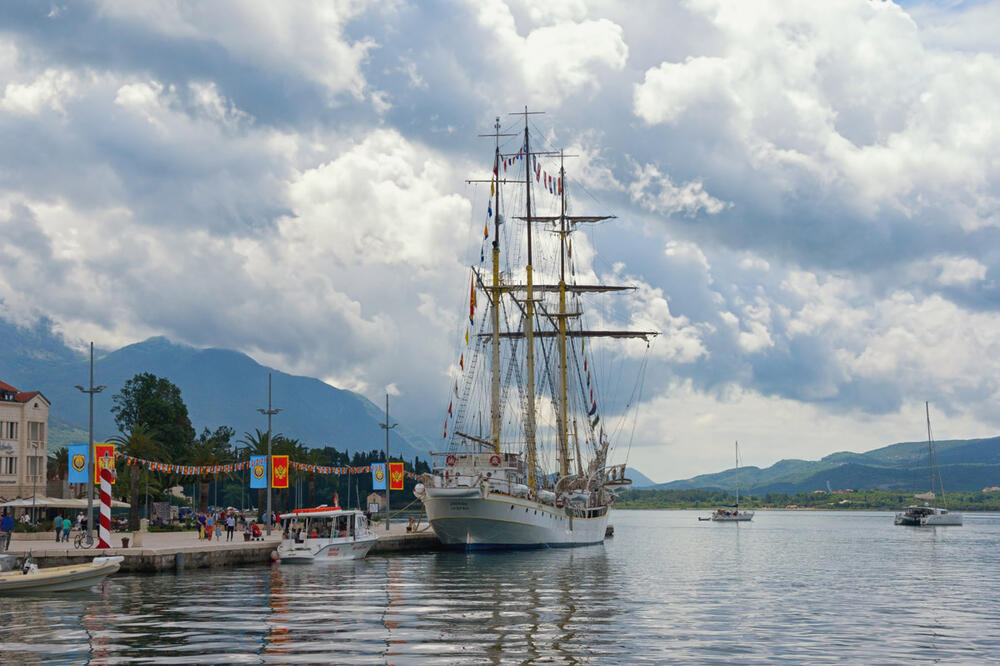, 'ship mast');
557,151,570,478
519,107,540,488
490,119,502,454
